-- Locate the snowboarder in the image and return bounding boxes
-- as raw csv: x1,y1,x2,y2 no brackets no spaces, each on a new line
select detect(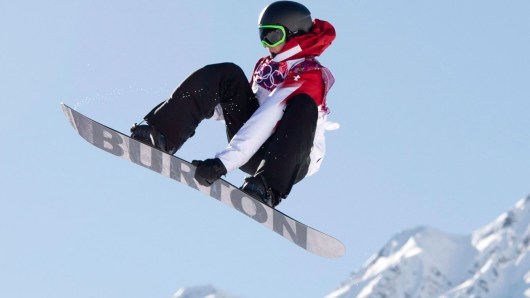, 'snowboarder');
131,1,336,208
